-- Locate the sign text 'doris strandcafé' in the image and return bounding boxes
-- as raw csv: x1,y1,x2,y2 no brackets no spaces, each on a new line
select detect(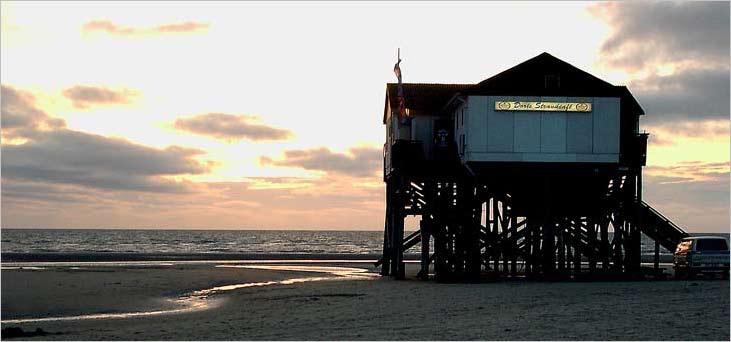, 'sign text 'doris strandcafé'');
495,101,592,112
